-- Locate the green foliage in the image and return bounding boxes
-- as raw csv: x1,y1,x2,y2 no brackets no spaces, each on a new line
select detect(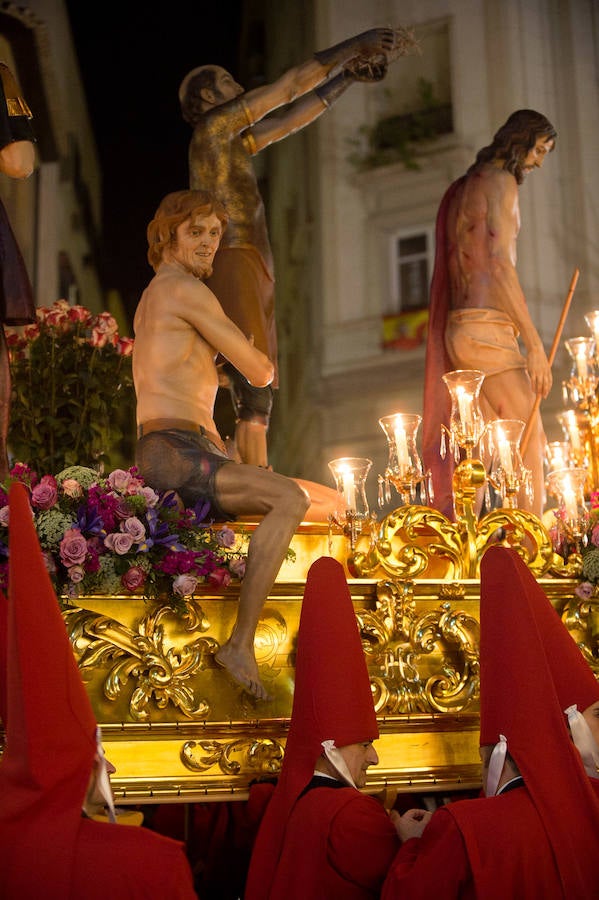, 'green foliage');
6,299,135,474
346,78,452,172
